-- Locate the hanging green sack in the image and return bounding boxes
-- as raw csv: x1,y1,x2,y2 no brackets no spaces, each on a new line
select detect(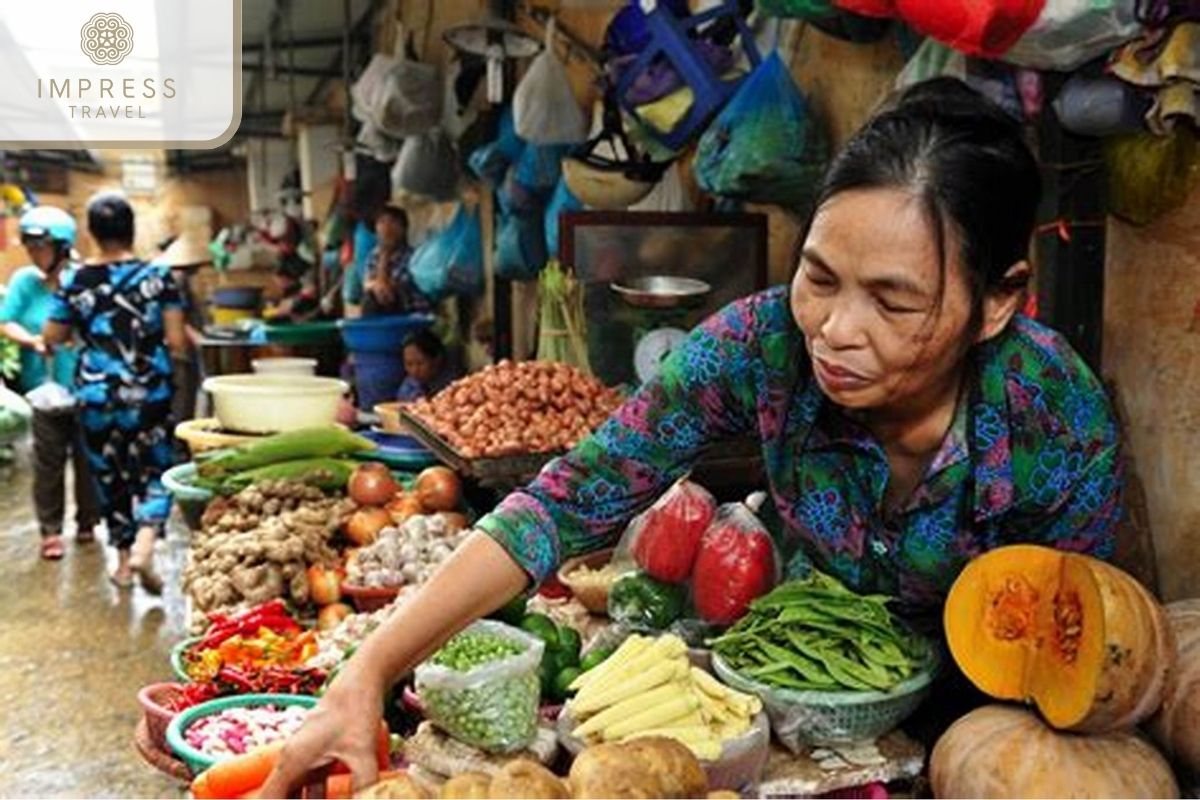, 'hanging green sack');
756,0,892,42
1106,128,1199,226
693,52,830,212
